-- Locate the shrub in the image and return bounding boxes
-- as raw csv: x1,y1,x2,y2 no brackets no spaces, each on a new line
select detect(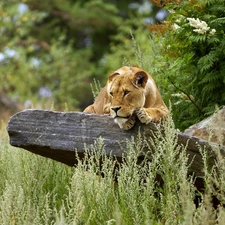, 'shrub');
148,0,225,130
